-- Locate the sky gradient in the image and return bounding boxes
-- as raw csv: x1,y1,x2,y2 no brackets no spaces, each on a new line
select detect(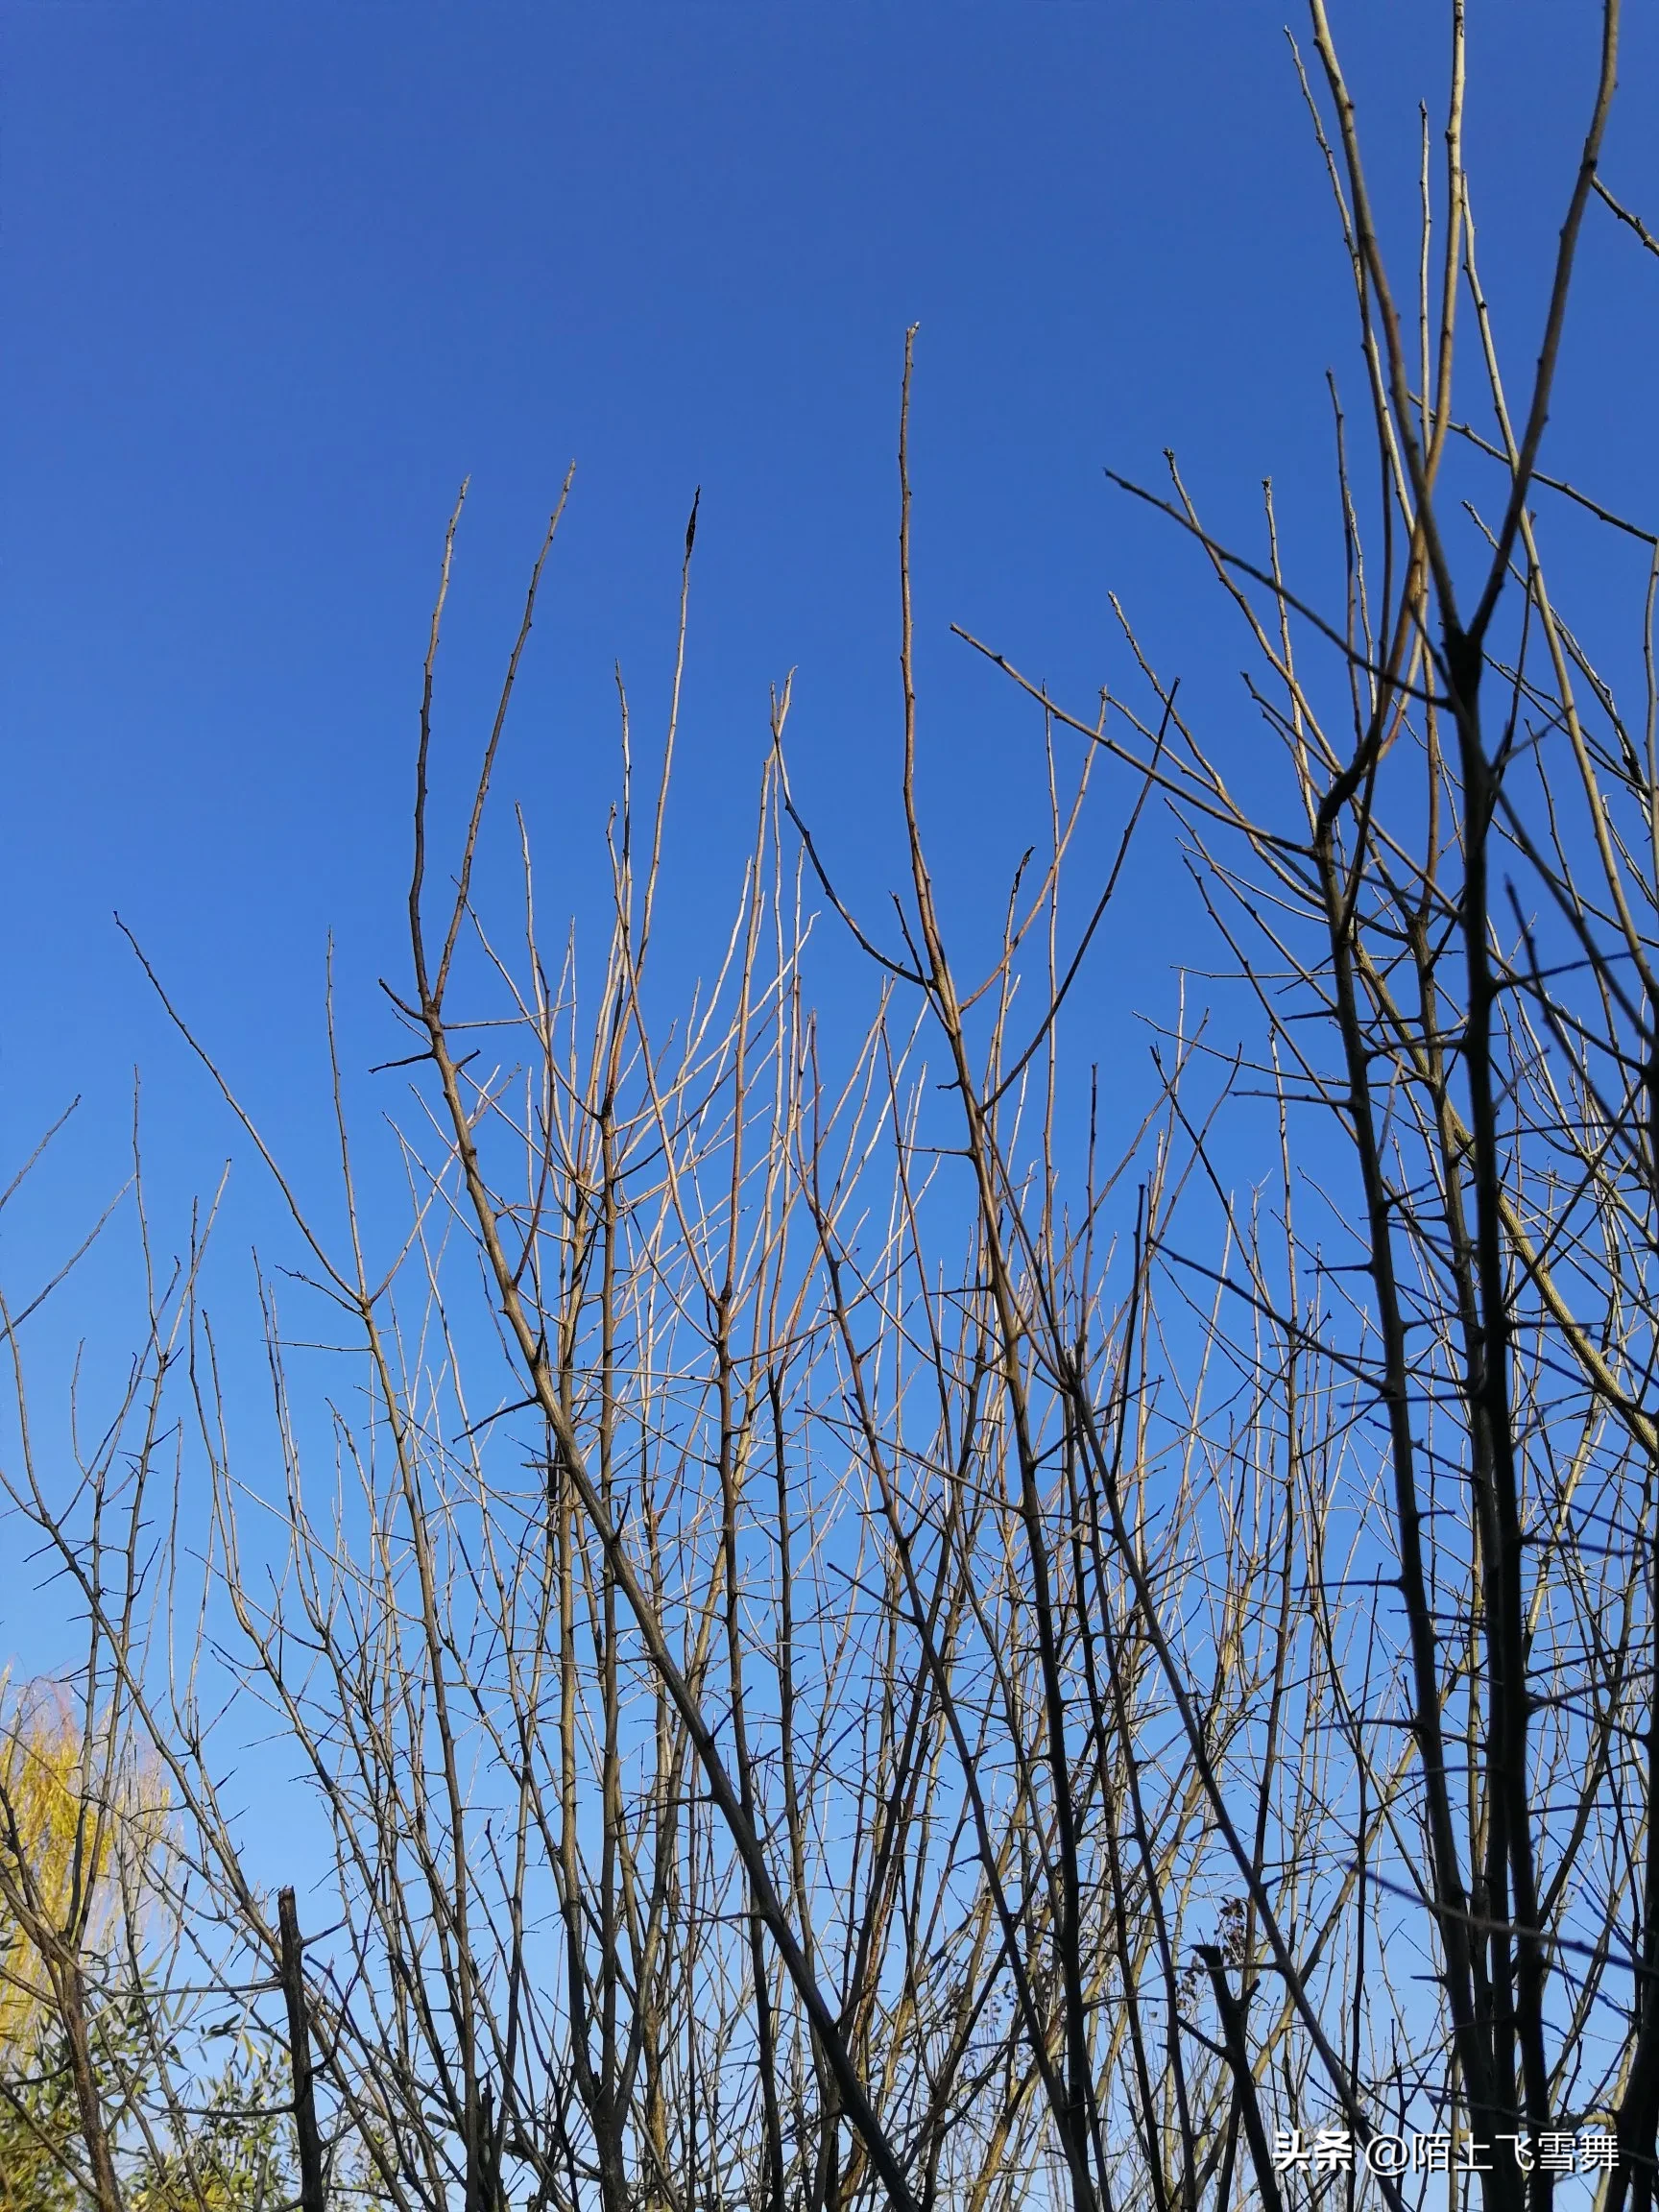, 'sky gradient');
3,0,1656,1673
